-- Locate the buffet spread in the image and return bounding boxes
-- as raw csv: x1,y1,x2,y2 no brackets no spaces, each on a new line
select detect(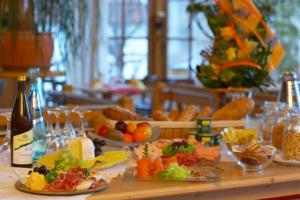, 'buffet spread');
1,95,300,200
2,0,300,200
